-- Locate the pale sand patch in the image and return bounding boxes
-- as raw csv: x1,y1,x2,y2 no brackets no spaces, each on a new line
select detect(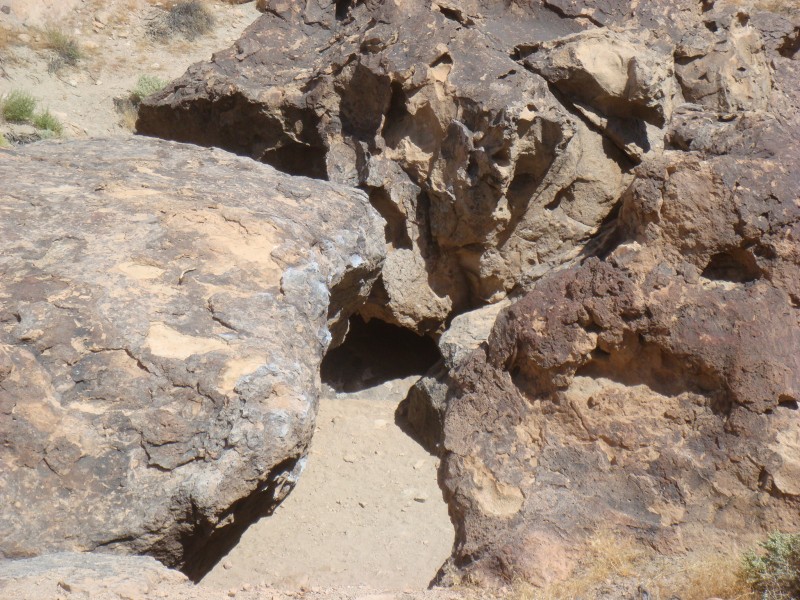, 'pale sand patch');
200,376,455,592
